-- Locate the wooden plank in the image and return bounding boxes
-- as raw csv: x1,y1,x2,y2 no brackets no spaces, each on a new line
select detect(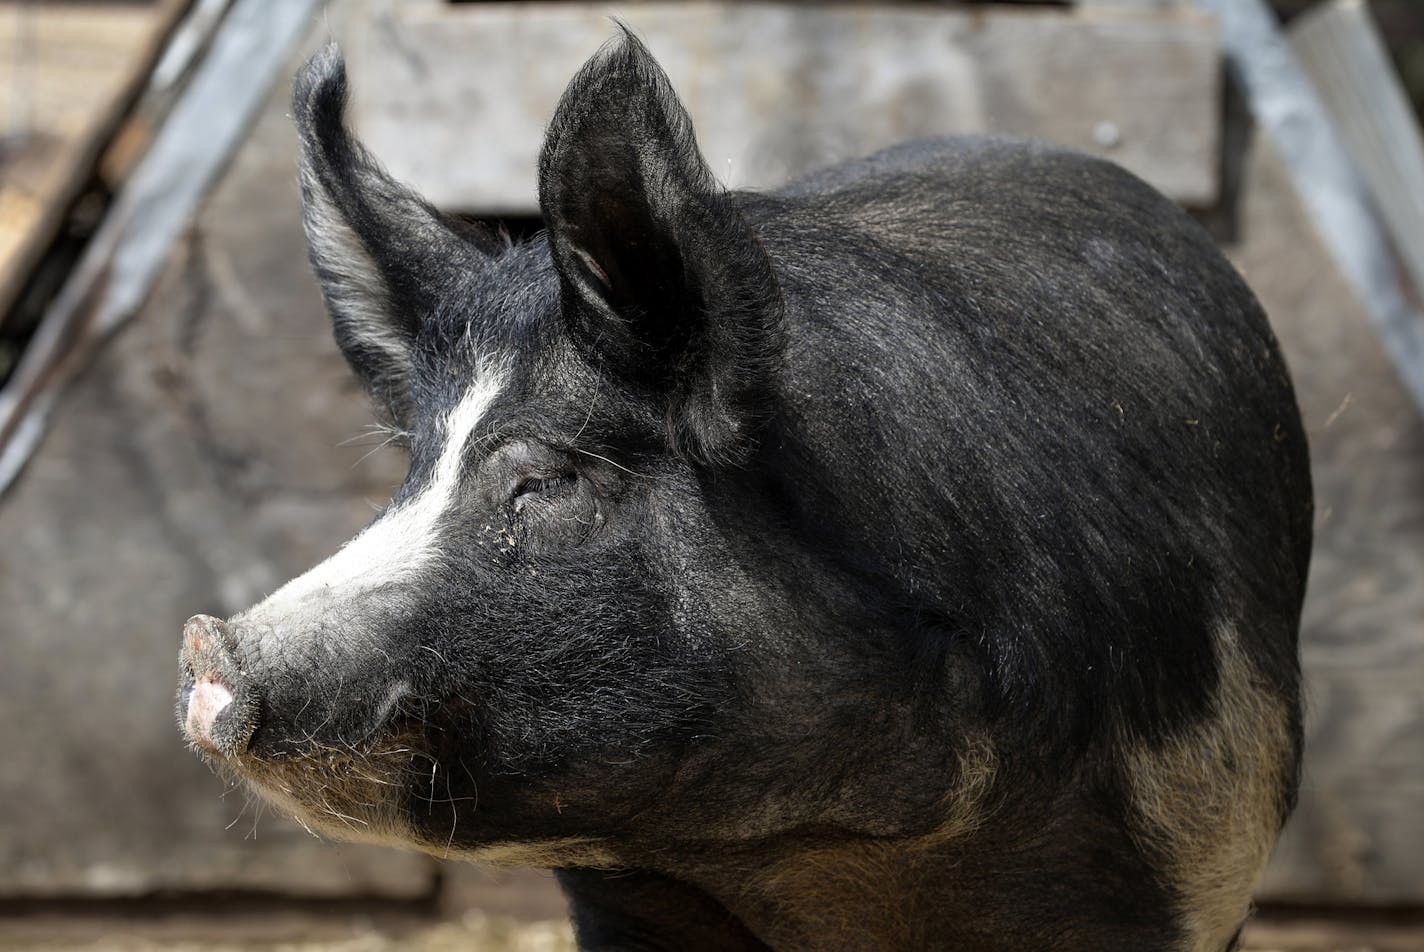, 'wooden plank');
0,0,188,328
1194,9,1424,900
344,1,1220,214
1292,0,1424,321
1227,125,1424,904
1244,908,1424,952
7,904,1424,952
0,0,322,495
1197,0,1424,417
0,9,441,899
